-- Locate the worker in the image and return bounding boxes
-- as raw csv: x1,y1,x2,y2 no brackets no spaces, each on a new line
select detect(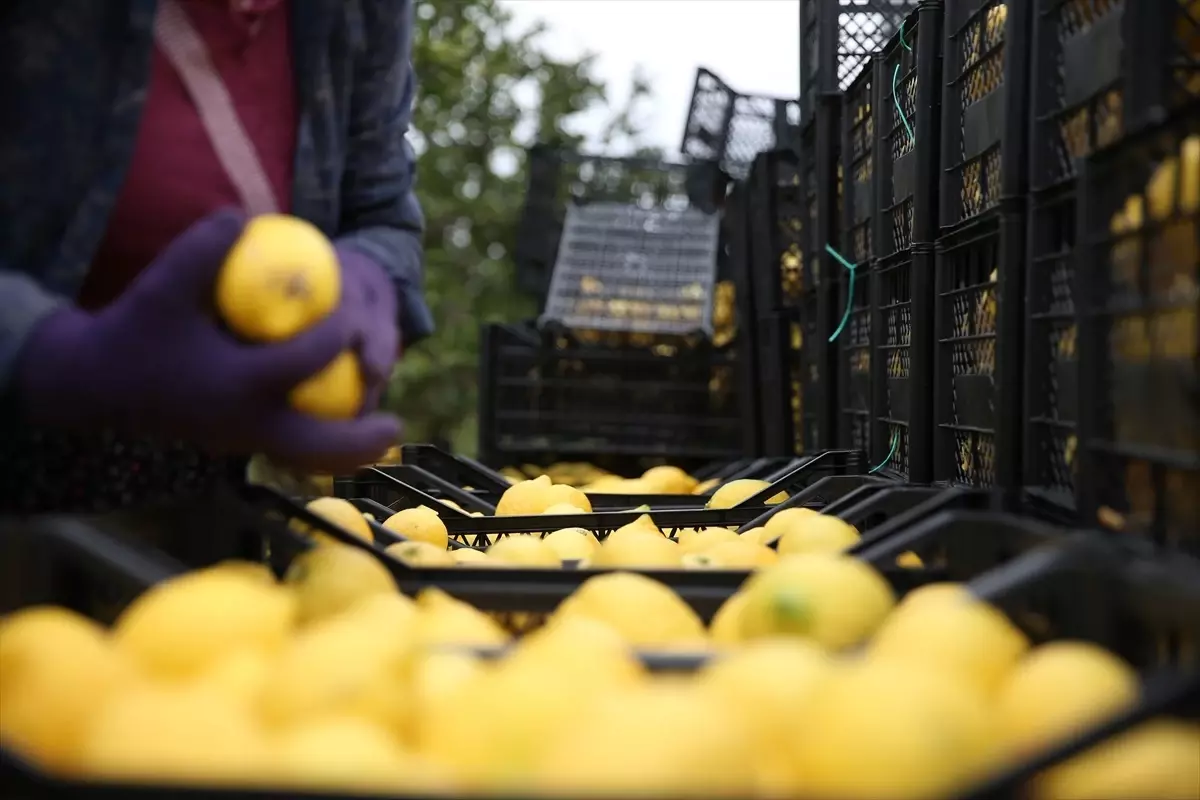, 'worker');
0,0,430,512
